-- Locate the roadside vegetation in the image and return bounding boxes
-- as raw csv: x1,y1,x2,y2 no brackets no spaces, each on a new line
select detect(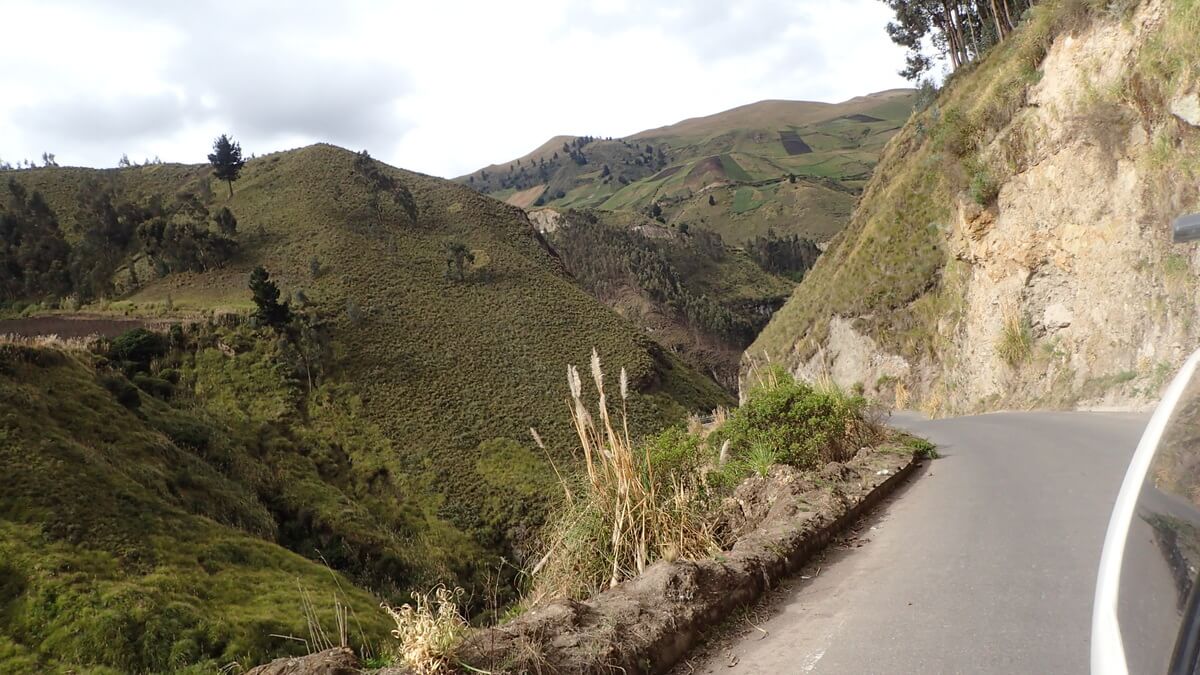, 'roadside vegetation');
0,317,930,672
530,355,889,603
373,355,932,674
0,143,739,671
